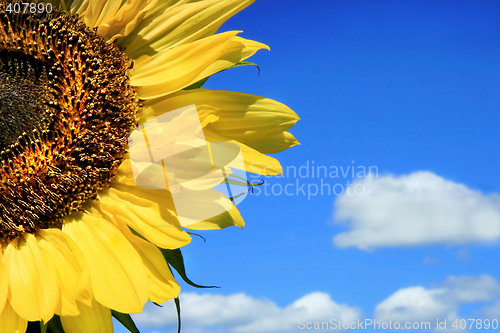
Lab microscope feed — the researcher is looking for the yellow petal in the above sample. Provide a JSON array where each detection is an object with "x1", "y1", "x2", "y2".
[
  {"x1": 97, "y1": 0, "x2": 160, "y2": 42},
  {"x1": 137, "y1": 90, "x2": 288, "y2": 175},
  {"x1": 73, "y1": 0, "x2": 89, "y2": 16},
  {"x1": 48, "y1": 0, "x2": 86, "y2": 14},
  {"x1": 246, "y1": 131, "x2": 300, "y2": 153},
  {"x1": 198, "y1": 35, "x2": 269, "y2": 80},
  {"x1": 130, "y1": 31, "x2": 269, "y2": 99},
  {"x1": 119, "y1": 0, "x2": 255, "y2": 58},
  {"x1": 205, "y1": 136, "x2": 283, "y2": 175},
  {"x1": 63, "y1": 211, "x2": 149, "y2": 313},
  {"x1": 98, "y1": 183, "x2": 192, "y2": 249},
  {"x1": 130, "y1": 31, "x2": 236, "y2": 85},
  {"x1": 81, "y1": 0, "x2": 122, "y2": 29},
  {"x1": 143, "y1": 89, "x2": 299, "y2": 143},
  {"x1": 203, "y1": 96, "x2": 299, "y2": 143},
  {"x1": 36, "y1": 229, "x2": 93, "y2": 316},
  {"x1": 139, "y1": 101, "x2": 219, "y2": 127},
  {"x1": 4, "y1": 235, "x2": 60, "y2": 322},
  {"x1": 0, "y1": 252, "x2": 8, "y2": 315},
  {"x1": 187, "y1": 204, "x2": 245, "y2": 230},
  {"x1": 0, "y1": 302, "x2": 27, "y2": 333},
  {"x1": 169, "y1": 186, "x2": 244, "y2": 229},
  {"x1": 111, "y1": 220, "x2": 181, "y2": 303},
  {"x1": 112, "y1": 160, "x2": 244, "y2": 230},
  {"x1": 135, "y1": 241, "x2": 181, "y2": 302},
  {"x1": 122, "y1": 0, "x2": 184, "y2": 28},
  {"x1": 61, "y1": 299, "x2": 113, "y2": 333}
]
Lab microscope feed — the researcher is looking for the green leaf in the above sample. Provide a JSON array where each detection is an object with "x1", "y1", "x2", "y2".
[
  {"x1": 174, "y1": 298, "x2": 181, "y2": 333},
  {"x1": 226, "y1": 61, "x2": 260, "y2": 75},
  {"x1": 46, "y1": 316, "x2": 65, "y2": 333},
  {"x1": 183, "y1": 77, "x2": 209, "y2": 90},
  {"x1": 159, "y1": 248, "x2": 218, "y2": 289},
  {"x1": 111, "y1": 310, "x2": 140, "y2": 333}
]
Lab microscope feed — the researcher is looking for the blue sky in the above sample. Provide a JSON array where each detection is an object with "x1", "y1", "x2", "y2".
[{"x1": 118, "y1": 1, "x2": 500, "y2": 332}]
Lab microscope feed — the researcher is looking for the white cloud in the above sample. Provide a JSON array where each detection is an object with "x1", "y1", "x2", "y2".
[
  {"x1": 442, "y1": 275, "x2": 500, "y2": 304},
  {"x1": 133, "y1": 292, "x2": 361, "y2": 333},
  {"x1": 131, "y1": 276, "x2": 500, "y2": 333},
  {"x1": 375, "y1": 286, "x2": 452, "y2": 323},
  {"x1": 333, "y1": 171, "x2": 500, "y2": 250},
  {"x1": 375, "y1": 275, "x2": 500, "y2": 331}
]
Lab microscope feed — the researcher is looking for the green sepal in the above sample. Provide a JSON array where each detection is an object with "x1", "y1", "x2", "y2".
[
  {"x1": 224, "y1": 173, "x2": 264, "y2": 188},
  {"x1": 174, "y1": 298, "x2": 181, "y2": 333},
  {"x1": 187, "y1": 232, "x2": 206, "y2": 242},
  {"x1": 221, "y1": 174, "x2": 265, "y2": 201},
  {"x1": 111, "y1": 310, "x2": 140, "y2": 333},
  {"x1": 44, "y1": 316, "x2": 65, "y2": 333},
  {"x1": 159, "y1": 248, "x2": 218, "y2": 289},
  {"x1": 183, "y1": 77, "x2": 209, "y2": 90},
  {"x1": 40, "y1": 322, "x2": 48, "y2": 333},
  {"x1": 226, "y1": 61, "x2": 260, "y2": 75},
  {"x1": 183, "y1": 61, "x2": 260, "y2": 91}
]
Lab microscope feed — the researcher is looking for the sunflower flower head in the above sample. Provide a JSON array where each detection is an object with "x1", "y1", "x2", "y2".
[
  {"x1": 0, "y1": 4, "x2": 139, "y2": 240},
  {"x1": 0, "y1": 0, "x2": 299, "y2": 332}
]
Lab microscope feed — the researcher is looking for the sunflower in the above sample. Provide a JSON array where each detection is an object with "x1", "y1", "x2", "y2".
[{"x1": 0, "y1": 0, "x2": 299, "y2": 332}]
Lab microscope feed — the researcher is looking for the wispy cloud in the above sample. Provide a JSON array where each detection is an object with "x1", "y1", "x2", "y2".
[
  {"x1": 333, "y1": 171, "x2": 500, "y2": 250},
  {"x1": 133, "y1": 292, "x2": 361, "y2": 333}
]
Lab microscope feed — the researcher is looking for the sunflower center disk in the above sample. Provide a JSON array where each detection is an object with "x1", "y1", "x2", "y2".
[
  {"x1": 0, "y1": 51, "x2": 56, "y2": 150},
  {"x1": 0, "y1": 3, "x2": 139, "y2": 240}
]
